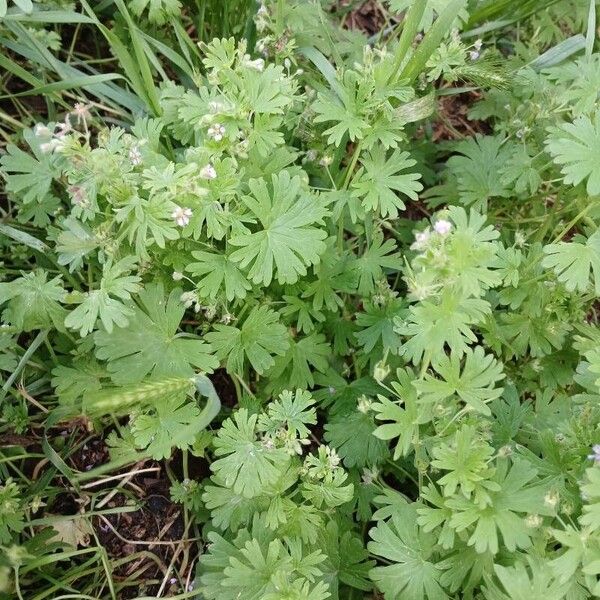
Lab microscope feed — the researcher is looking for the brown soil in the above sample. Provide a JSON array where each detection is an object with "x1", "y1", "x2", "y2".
[
  {"x1": 433, "y1": 89, "x2": 492, "y2": 141},
  {"x1": 338, "y1": 0, "x2": 387, "y2": 35}
]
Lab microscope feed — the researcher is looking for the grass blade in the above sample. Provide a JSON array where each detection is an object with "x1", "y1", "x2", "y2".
[{"x1": 401, "y1": 0, "x2": 466, "y2": 83}]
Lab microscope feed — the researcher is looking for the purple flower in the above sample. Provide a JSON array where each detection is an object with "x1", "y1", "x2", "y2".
[{"x1": 588, "y1": 444, "x2": 600, "y2": 464}]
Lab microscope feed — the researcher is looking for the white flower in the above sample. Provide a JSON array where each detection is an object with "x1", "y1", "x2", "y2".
[
  {"x1": 434, "y1": 219, "x2": 452, "y2": 236},
  {"x1": 319, "y1": 155, "x2": 332, "y2": 167},
  {"x1": 361, "y1": 467, "x2": 379, "y2": 485},
  {"x1": 242, "y1": 54, "x2": 265, "y2": 71},
  {"x1": 410, "y1": 227, "x2": 431, "y2": 250},
  {"x1": 40, "y1": 139, "x2": 64, "y2": 154},
  {"x1": 325, "y1": 446, "x2": 341, "y2": 468},
  {"x1": 373, "y1": 360, "x2": 390, "y2": 382},
  {"x1": 544, "y1": 490, "x2": 559, "y2": 509},
  {"x1": 33, "y1": 123, "x2": 51, "y2": 138},
  {"x1": 200, "y1": 163, "x2": 217, "y2": 180},
  {"x1": 129, "y1": 145, "x2": 142, "y2": 166},
  {"x1": 357, "y1": 395, "x2": 373, "y2": 414},
  {"x1": 180, "y1": 291, "x2": 198, "y2": 308},
  {"x1": 207, "y1": 123, "x2": 225, "y2": 142},
  {"x1": 220, "y1": 312, "x2": 234, "y2": 325},
  {"x1": 588, "y1": 444, "x2": 600, "y2": 463},
  {"x1": 474, "y1": 39, "x2": 483, "y2": 51},
  {"x1": 172, "y1": 206, "x2": 193, "y2": 227},
  {"x1": 55, "y1": 114, "x2": 72, "y2": 138},
  {"x1": 524, "y1": 514, "x2": 542, "y2": 528},
  {"x1": 469, "y1": 50, "x2": 480, "y2": 61},
  {"x1": 515, "y1": 230, "x2": 527, "y2": 247},
  {"x1": 172, "y1": 271, "x2": 184, "y2": 281},
  {"x1": 72, "y1": 102, "x2": 91, "y2": 124}
]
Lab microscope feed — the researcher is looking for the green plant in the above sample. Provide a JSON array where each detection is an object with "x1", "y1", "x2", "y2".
[{"x1": 1, "y1": 0, "x2": 600, "y2": 598}]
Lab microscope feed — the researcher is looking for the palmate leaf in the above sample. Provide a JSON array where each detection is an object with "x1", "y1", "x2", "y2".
[
  {"x1": 368, "y1": 503, "x2": 449, "y2": 600},
  {"x1": 542, "y1": 231, "x2": 600, "y2": 295},
  {"x1": 482, "y1": 558, "x2": 571, "y2": 600},
  {"x1": 355, "y1": 297, "x2": 405, "y2": 354},
  {"x1": 580, "y1": 467, "x2": 600, "y2": 532},
  {"x1": 353, "y1": 232, "x2": 403, "y2": 296},
  {"x1": 313, "y1": 70, "x2": 371, "y2": 146},
  {"x1": 65, "y1": 257, "x2": 142, "y2": 337},
  {"x1": 446, "y1": 135, "x2": 511, "y2": 210},
  {"x1": 351, "y1": 147, "x2": 423, "y2": 218},
  {"x1": 0, "y1": 127, "x2": 55, "y2": 204},
  {"x1": 414, "y1": 346, "x2": 505, "y2": 415},
  {"x1": 324, "y1": 410, "x2": 389, "y2": 468},
  {"x1": 94, "y1": 283, "x2": 218, "y2": 384},
  {"x1": 132, "y1": 395, "x2": 199, "y2": 460},
  {"x1": 187, "y1": 250, "x2": 251, "y2": 301},
  {"x1": 258, "y1": 389, "x2": 317, "y2": 439},
  {"x1": 211, "y1": 409, "x2": 290, "y2": 499},
  {"x1": 396, "y1": 293, "x2": 491, "y2": 367},
  {"x1": 447, "y1": 459, "x2": 552, "y2": 555},
  {"x1": 206, "y1": 305, "x2": 289, "y2": 375},
  {"x1": 199, "y1": 518, "x2": 327, "y2": 600},
  {"x1": 229, "y1": 171, "x2": 328, "y2": 286},
  {"x1": 0, "y1": 270, "x2": 67, "y2": 331},
  {"x1": 545, "y1": 110, "x2": 600, "y2": 196},
  {"x1": 265, "y1": 333, "x2": 330, "y2": 392}
]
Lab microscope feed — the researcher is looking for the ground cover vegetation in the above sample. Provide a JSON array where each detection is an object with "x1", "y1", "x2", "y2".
[{"x1": 0, "y1": 0, "x2": 600, "y2": 598}]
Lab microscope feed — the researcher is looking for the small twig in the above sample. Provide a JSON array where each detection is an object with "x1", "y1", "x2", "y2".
[
  {"x1": 81, "y1": 467, "x2": 160, "y2": 489},
  {"x1": 18, "y1": 385, "x2": 49, "y2": 414},
  {"x1": 97, "y1": 515, "x2": 200, "y2": 547}
]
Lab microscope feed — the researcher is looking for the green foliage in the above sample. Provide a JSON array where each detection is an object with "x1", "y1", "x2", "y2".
[{"x1": 1, "y1": 1, "x2": 600, "y2": 598}]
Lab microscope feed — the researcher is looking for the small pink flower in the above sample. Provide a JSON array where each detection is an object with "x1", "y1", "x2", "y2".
[
  {"x1": 72, "y1": 102, "x2": 92, "y2": 124},
  {"x1": 200, "y1": 163, "x2": 217, "y2": 179},
  {"x1": 172, "y1": 206, "x2": 193, "y2": 227},
  {"x1": 434, "y1": 219, "x2": 452, "y2": 236}
]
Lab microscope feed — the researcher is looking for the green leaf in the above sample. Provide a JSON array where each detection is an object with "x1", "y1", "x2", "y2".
[
  {"x1": 266, "y1": 333, "x2": 330, "y2": 391},
  {"x1": 56, "y1": 218, "x2": 101, "y2": 272},
  {"x1": 482, "y1": 558, "x2": 571, "y2": 600},
  {"x1": 229, "y1": 171, "x2": 328, "y2": 285},
  {"x1": 580, "y1": 467, "x2": 600, "y2": 532},
  {"x1": 351, "y1": 147, "x2": 422, "y2": 218},
  {"x1": 545, "y1": 110, "x2": 600, "y2": 195},
  {"x1": 396, "y1": 293, "x2": 490, "y2": 367},
  {"x1": 313, "y1": 70, "x2": 371, "y2": 146},
  {"x1": 369, "y1": 503, "x2": 449, "y2": 600},
  {"x1": 94, "y1": 283, "x2": 217, "y2": 384},
  {"x1": 187, "y1": 250, "x2": 252, "y2": 301},
  {"x1": 0, "y1": 270, "x2": 66, "y2": 331},
  {"x1": 542, "y1": 231, "x2": 600, "y2": 295},
  {"x1": 353, "y1": 231, "x2": 403, "y2": 296},
  {"x1": 206, "y1": 305, "x2": 289, "y2": 375},
  {"x1": 324, "y1": 409, "x2": 389, "y2": 468},
  {"x1": 445, "y1": 135, "x2": 511, "y2": 210},
  {"x1": 211, "y1": 409, "x2": 290, "y2": 498},
  {"x1": 447, "y1": 459, "x2": 551, "y2": 554},
  {"x1": 372, "y1": 369, "x2": 420, "y2": 460},
  {"x1": 258, "y1": 389, "x2": 317, "y2": 439},
  {"x1": 131, "y1": 395, "x2": 199, "y2": 459},
  {"x1": 414, "y1": 346, "x2": 505, "y2": 415},
  {"x1": 0, "y1": 127, "x2": 55, "y2": 204},
  {"x1": 65, "y1": 257, "x2": 141, "y2": 337}
]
